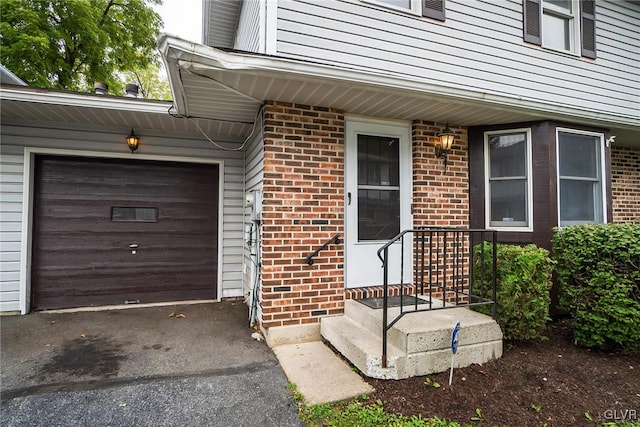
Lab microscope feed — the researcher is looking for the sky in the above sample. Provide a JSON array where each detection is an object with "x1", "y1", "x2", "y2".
[{"x1": 155, "y1": 0, "x2": 203, "y2": 44}]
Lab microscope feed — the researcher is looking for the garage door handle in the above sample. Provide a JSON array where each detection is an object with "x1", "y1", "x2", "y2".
[{"x1": 129, "y1": 244, "x2": 139, "y2": 249}]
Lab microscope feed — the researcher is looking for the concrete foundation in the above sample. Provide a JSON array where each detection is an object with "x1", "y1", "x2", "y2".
[{"x1": 263, "y1": 323, "x2": 321, "y2": 347}]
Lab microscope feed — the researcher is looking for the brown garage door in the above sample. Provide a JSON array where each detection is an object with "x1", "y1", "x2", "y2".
[{"x1": 31, "y1": 155, "x2": 219, "y2": 310}]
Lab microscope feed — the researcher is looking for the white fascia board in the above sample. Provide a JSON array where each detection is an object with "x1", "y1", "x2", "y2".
[
  {"x1": 158, "y1": 35, "x2": 192, "y2": 117},
  {"x1": 157, "y1": 34, "x2": 640, "y2": 129},
  {"x1": 0, "y1": 87, "x2": 172, "y2": 114}
]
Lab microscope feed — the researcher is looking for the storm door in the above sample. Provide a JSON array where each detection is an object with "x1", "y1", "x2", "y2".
[{"x1": 345, "y1": 120, "x2": 412, "y2": 288}]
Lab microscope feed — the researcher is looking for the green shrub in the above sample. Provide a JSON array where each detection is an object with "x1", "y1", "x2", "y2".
[
  {"x1": 473, "y1": 243, "x2": 553, "y2": 341},
  {"x1": 552, "y1": 223, "x2": 640, "y2": 350}
]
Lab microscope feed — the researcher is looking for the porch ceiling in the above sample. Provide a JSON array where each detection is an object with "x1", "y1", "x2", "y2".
[{"x1": 160, "y1": 35, "x2": 640, "y2": 147}]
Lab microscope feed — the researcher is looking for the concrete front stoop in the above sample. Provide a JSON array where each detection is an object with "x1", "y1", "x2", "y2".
[{"x1": 320, "y1": 299, "x2": 503, "y2": 380}]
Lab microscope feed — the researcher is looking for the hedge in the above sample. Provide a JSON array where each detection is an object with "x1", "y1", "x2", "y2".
[
  {"x1": 473, "y1": 243, "x2": 553, "y2": 342},
  {"x1": 552, "y1": 223, "x2": 640, "y2": 350}
]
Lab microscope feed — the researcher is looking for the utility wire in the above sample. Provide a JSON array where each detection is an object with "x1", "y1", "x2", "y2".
[{"x1": 167, "y1": 104, "x2": 265, "y2": 151}]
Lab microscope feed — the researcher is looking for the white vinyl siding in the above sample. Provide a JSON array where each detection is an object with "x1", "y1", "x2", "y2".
[
  {"x1": 0, "y1": 145, "x2": 24, "y2": 311},
  {"x1": 203, "y1": 0, "x2": 240, "y2": 48},
  {"x1": 272, "y1": 0, "x2": 639, "y2": 122},
  {"x1": 243, "y1": 125, "x2": 264, "y2": 323},
  {"x1": 0, "y1": 124, "x2": 245, "y2": 312},
  {"x1": 235, "y1": 0, "x2": 264, "y2": 52}
]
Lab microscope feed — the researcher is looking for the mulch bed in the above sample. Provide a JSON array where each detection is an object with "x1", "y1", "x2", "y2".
[{"x1": 365, "y1": 318, "x2": 640, "y2": 426}]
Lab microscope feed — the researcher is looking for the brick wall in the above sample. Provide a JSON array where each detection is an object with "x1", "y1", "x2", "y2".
[
  {"x1": 611, "y1": 146, "x2": 640, "y2": 224},
  {"x1": 260, "y1": 102, "x2": 345, "y2": 329},
  {"x1": 412, "y1": 121, "x2": 469, "y2": 228},
  {"x1": 412, "y1": 121, "x2": 470, "y2": 302},
  {"x1": 259, "y1": 112, "x2": 473, "y2": 328}
]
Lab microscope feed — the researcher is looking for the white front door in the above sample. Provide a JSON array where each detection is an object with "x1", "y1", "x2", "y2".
[{"x1": 345, "y1": 119, "x2": 412, "y2": 288}]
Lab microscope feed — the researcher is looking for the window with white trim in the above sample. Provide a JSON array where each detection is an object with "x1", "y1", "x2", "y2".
[
  {"x1": 557, "y1": 129, "x2": 606, "y2": 226},
  {"x1": 542, "y1": 0, "x2": 578, "y2": 53},
  {"x1": 523, "y1": 0, "x2": 596, "y2": 58},
  {"x1": 365, "y1": 0, "x2": 446, "y2": 20},
  {"x1": 484, "y1": 129, "x2": 532, "y2": 230}
]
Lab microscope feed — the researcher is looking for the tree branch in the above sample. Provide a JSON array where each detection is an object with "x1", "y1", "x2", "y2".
[
  {"x1": 131, "y1": 70, "x2": 148, "y2": 98},
  {"x1": 46, "y1": 12, "x2": 61, "y2": 25},
  {"x1": 100, "y1": 0, "x2": 121, "y2": 25}
]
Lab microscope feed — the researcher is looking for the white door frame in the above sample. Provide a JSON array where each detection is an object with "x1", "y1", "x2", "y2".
[{"x1": 344, "y1": 117, "x2": 413, "y2": 288}]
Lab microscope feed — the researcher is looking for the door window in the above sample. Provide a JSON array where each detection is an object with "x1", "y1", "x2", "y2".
[{"x1": 357, "y1": 134, "x2": 400, "y2": 241}]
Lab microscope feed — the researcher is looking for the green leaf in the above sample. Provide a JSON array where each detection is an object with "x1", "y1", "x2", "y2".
[
  {"x1": 472, "y1": 242, "x2": 553, "y2": 342},
  {"x1": 0, "y1": 0, "x2": 164, "y2": 95},
  {"x1": 553, "y1": 224, "x2": 640, "y2": 350}
]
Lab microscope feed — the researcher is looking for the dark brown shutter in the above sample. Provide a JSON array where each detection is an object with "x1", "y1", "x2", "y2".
[
  {"x1": 423, "y1": 0, "x2": 445, "y2": 21},
  {"x1": 581, "y1": 0, "x2": 596, "y2": 59},
  {"x1": 523, "y1": 0, "x2": 542, "y2": 45}
]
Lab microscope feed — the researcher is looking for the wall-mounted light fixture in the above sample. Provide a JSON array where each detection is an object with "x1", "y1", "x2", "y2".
[
  {"x1": 435, "y1": 123, "x2": 455, "y2": 168},
  {"x1": 126, "y1": 128, "x2": 139, "y2": 153}
]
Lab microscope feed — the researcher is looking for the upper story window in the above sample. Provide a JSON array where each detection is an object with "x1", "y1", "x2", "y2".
[
  {"x1": 556, "y1": 129, "x2": 606, "y2": 226},
  {"x1": 523, "y1": 0, "x2": 596, "y2": 58},
  {"x1": 365, "y1": 0, "x2": 446, "y2": 21},
  {"x1": 484, "y1": 129, "x2": 533, "y2": 231},
  {"x1": 542, "y1": 1, "x2": 577, "y2": 52},
  {"x1": 377, "y1": 0, "x2": 412, "y2": 9}
]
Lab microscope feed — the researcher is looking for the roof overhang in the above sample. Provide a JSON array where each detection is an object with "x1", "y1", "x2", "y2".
[
  {"x1": 0, "y1": 85, "x2": 246, "y2": 141},
  {"x1": 159, "y1": 34, "x2": 639, "y2": 147},
  {"x1": 0, "y1": 65, "x2": 27, "y2": 86},
  {"x1": 1, "y1": 85, "x2": 171, "y2": 113}
]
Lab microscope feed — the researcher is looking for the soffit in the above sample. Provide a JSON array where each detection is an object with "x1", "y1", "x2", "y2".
[
  {"x1": 0, "y1": 86, "x2": 251, "y2": 142},
  {"x1": 203, "y1": 0, "x2": 241, "y2": 49},
  {"x1": 179, "y1": 65, "x2": 540, "y2": 126},
  {"x1": 176, "y1": 65, "x2": 640, "y2": 147},
  {"x1": 160, "y1": 35, "x2": 639, "y2": 147}
]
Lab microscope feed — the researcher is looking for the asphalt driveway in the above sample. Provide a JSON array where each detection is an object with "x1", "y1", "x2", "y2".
[{"x1": 0, "y1": 301, "x2": 303, "y2": 427}]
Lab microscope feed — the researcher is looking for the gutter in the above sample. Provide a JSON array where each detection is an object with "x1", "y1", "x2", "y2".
[{"x1": 0, "y1": 86, "x2": 172, "y2": 115}]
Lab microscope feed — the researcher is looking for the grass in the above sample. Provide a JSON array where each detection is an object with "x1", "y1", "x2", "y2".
[
  {"x1": 288, "y1": 383, "x2": 640, "y2": 427},
  {"x1": 288, "y1": 383, "x2": 465, "y2": 427}
]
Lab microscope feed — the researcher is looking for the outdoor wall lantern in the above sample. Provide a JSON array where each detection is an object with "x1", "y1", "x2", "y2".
[
  {"x1": 126, "y1": 128, "x2": 139, "y2": 153},
  {"x1": 435, "y1": 123, "x2": 455, "y2": 168}
]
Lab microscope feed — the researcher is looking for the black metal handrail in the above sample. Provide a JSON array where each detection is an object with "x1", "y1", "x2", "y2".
[
  {"x1": 305, "y1": 233, "x2": 341, "y2": 266},
  {"x1": 376, "y1": 227, "x2": 497, "y2": 368}
]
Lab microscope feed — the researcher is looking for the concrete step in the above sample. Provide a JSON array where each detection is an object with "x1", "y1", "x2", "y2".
[
  {"x1": 392, "y1": 308, "x2": 503, "y2": 378},
  {"x1": 344, "y1": 299, "x2": 499, "y2": 354},
  {"x1": 322, "y1": 301, "x2": 503, "y2": 379},
  {"x1": 392, "y1": 306, "x2": 503, "y2": 354},
  {"x1": 320, "y1": 315, "x2": 403, "y2": 379},
  {"x1": 344, "y1": 297, "x2": 435, "y2": 336}
]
